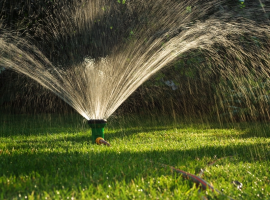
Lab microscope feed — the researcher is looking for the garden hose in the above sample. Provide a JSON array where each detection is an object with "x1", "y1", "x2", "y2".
[
  {"x1": 198, "y1": 156, "x2": 234, "y2": 177},
  {"x1": 151, "y1": 156, "x2": 236, "y2": 200},
  {"x1": 96, "y1": 137, "x2": 111, "y2": 146},
  {"x1": 155, "y1": 162, "x2": 220, "y2": 192}
]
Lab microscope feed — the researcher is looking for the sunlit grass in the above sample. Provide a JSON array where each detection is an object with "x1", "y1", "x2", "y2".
[{"x1": 0, "y1": 113, "x2": 270, "y2": 199}]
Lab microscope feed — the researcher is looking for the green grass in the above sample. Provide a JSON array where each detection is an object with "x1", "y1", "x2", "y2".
[{"x1": 0, "y1": 113, "x2": 270, "y2": 199}]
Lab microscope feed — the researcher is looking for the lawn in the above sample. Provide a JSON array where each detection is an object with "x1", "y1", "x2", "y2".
[{"x1": 0, "y1": 113, "x2": 270, "y2": 199}]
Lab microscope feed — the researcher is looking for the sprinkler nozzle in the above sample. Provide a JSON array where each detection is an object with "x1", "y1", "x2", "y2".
[{"x1": 96, "y1": 137, "x2": 111, "y2": 146}]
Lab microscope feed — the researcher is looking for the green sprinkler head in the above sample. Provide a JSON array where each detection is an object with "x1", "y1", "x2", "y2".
[{"x1": 88, "y1": 119, "x2": 110, "y2": 145}]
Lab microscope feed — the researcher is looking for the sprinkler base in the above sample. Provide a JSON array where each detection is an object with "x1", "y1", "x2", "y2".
[{"x1": 88, "y1": 119, "x2": 107, "y2": 144}]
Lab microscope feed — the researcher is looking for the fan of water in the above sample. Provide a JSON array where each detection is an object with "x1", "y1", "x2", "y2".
[{"x1": 0, "y1": 0, "x2": 269, "y2": 120}]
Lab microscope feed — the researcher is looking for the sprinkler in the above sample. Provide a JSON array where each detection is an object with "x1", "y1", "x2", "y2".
[{"x1": 88, "y1": 119, "x2": 110, "y2": 146}]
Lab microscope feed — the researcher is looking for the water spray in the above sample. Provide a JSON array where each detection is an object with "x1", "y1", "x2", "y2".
[{"x1": 88, "y1": 119, "x2": 110, "y2": 146}]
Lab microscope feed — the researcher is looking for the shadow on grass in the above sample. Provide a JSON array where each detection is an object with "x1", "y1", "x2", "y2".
[
  {"x1": 1, "y1": 141, "x2": 269, "y2": 183},
  {"x1": 0, "y1": 113, "x2": 85, "y2": 136},
  {"x1": 0, "y1": 113, "x2": 174, "y2": 137},
  {"x1": 1, "y1": 127, "x2": 174, "y2": 152},
  {"x1": 2, "y1": 111, "x2": 270, "y2": 139}
]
